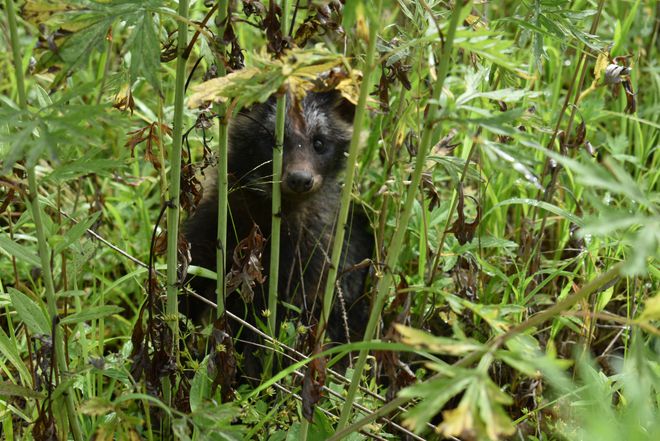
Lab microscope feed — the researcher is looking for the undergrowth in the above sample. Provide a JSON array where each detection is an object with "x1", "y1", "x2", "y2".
[{"x1": 1, "y1": 1, "x2": 659, "y2": 440}]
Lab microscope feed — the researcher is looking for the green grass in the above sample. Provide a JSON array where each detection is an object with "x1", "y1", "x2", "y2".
[{"x1": 1, "y1": 1, "x2": 659, "y2": 440}]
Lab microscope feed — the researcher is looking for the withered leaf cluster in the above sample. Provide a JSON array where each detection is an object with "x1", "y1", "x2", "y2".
[
  {"x1": 129, "y1": 304, "x2": 177, "y2": 398},
  {"x1": 208, "y1": 318, "x2": 237, "y2": 403},
  {"x1": 294, "y1": 1, "x2": 344, "y2": 47},
  {"x1": 125, "y1": 123, "x2": 173, "y2": 172},
  {"x1": 302, "y1": 345, "x2": 326, "y2": 423},
  {"x1": 377, "y1": 277, "x2": 416, "y2": 401},
  {"x1": 449, "y1": 184, "x2": 481, "y2": 246},
  {"x1": 377, "y1": 39, "x2": 412, "y2": 111},
  {"x1": 226, "y1": 223, "x2": 267, "y2": 303}
]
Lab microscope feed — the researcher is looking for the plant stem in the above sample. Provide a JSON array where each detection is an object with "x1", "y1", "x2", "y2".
[
  {"x1": 4, "y1": 1, "x2": 84, "y2": 439},
  {"x1": 215, "y1": 3, "x2": 229, "y2": 318},
  {"x1": 266, "y1": 0, "x2": 289, "y2": 355},
  {"x1": 6, "y1": 3, "x2": 26, "y2": 109},
  {"x1": 165, "y1": 0, "x2": 189, "y2": 392},
  {"x1": 336, "y1": 1, "x2": 465, "y2": 429},
  {"x1": 267, "y1": 100, "x2": 285, "y2": 326}
]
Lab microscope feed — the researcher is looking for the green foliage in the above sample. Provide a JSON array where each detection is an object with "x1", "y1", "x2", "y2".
[{"x1": 1, "y1": 0, "x2": 658, "y2": 440}]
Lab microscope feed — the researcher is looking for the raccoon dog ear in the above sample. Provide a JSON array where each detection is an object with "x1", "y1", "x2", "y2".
[{"x1": 329, "y1": 90, "x2": 356, "y2": 124}]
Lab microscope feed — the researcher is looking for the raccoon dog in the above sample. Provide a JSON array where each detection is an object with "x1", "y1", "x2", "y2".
[{"x1": 183, "y1": 91, "x2": 373, "y2": 378}]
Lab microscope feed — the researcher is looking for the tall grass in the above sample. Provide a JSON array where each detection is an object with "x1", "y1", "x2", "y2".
[
  {"x1": 337, "y1": 0, "x2": 464, "y2": 429},
  {"x1": 4, "y1": 0, "x2": 83, "y2": 439},
  {"x1": 0, "y1": 1, "x2": 658, "y2": 440},
  {"x1": 214, "y1": 3, "x2": 229, "y2": 319},
  {"x1": 165, "y1": 0, "x2": 190, "y2": 380}
]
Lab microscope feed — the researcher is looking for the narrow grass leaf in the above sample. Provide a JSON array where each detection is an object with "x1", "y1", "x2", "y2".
[
  {"x1": 486, "y1": 198, "x2": 584, "y2": 227},
  {"x1": 0, "y1": 382, "x2": 44, "y2": 399},
  {"x1": 0, "y1": 236, "x2": 40, "y2": 267},
  {"x1": 8, "y1": 288, "x2": 50, "y2": 335},
  {"x1": 0, "y1": 328, "x2": 32, "y2": 384},
  {"x1": 53, "y1": 212, "x2": 101, "y2": 254},
  {"x1": 59, "y1": 305, "x2": 124, "y2": 326}
]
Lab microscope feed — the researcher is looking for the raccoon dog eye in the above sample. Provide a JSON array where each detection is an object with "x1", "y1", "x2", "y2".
[{"x1": 313, "y1": 138, "x2": 326, "y2": 154}]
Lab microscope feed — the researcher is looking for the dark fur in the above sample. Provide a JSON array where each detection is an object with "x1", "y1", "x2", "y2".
[{"x1": 183, "y1": 92, "x2": 373, "y2": 377}]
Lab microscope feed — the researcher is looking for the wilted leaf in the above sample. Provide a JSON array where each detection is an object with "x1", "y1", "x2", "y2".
[
  {"x1": 79, "y1": 397, "x2": 115, "y2": 416},
  {"x1": 395, "y1": 324, "x2": 483, "y2": 355},
  {"x1": 125, "y1": 122, "x2": 172, "y2": 171},
  {"x1": 208, "y1": 318, "x2": 236, "y2": 403},
  {"x1": 113, "y1": 85, "x2": 135, "y2": 114},
  {"x1": 180, "y1": 162, "x2": 203, "y2": 213},
  {"x1": 302, "y1": 352, "x2": 326, "y2": 422},
  {"x1": 189, "y1": 46, "x2": 344, "y2": 109},
  {"x1": 294, "y1": 1, "x2": 344, "y2": 47},
  {"x1": 226, "y1": 224, "x2": 266, "y2": 302},
  {"x1": 33, "y1": 405, "x2": 57, "y2": 441},
  {"x1": 263, "y1": 0, "x2": 288, "y2": 56},
  {"x1": 449, "y1": 184, "x2": 481, "y2": 245},
  {"x1": 438, "y1": 374, "x2": 515, "y2": 441},
  {"x1": 438, "y1": 401, "x2": 475, "y2": 440}
]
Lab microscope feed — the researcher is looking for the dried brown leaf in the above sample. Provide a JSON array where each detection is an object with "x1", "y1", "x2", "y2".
[
  {"x1": 449, "y1": 185, "x2": 480, "y2": 245},
  {"x1": 226, "y1": 224, "x2": 266, "y2": 302},
  {"x1": 302, "y1": 351, "x2": 326, "y2": 422}
]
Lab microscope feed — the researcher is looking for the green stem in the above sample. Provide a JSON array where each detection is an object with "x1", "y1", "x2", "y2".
[
  {"x1": 266, "y1": 0, "x2": 290, "y2": 359},
  {"x1": 6, "y1": 3, "x2": 26, "y2": 109},
  {"x1": 335, "y1": 1, "x2": 465, "y2": 430},
  {"x1": 215, "y1": 3, "x2": 229, "y2": 318},
  {"x1": 165, "y1": 0, "x2": 189, "y2": 395},
  {"x1": 268, "y1": 96, "x2": 285, "y2": 333},
  {"x1": 95, "y1": 36, "x2": 113, "y2": 106},
  {"x1": 5, "y1": 1, "x2": 84, "y2": 439}
]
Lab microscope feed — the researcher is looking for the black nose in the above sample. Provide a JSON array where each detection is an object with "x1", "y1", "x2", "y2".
[{"x1": 286, "y1": 171, "x2": 314, "y2": 193}]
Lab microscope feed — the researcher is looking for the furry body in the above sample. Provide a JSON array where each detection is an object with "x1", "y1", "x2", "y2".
[{"x1": 183, "y1": 92, "x2": 372, "y2": 376}]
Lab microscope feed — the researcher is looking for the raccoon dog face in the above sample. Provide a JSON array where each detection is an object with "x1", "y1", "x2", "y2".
[{"x1": 228, "y1": 91, "x2": 355, "y2": 199}]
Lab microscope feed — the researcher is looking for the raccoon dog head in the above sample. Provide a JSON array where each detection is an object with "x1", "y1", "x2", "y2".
[{"x1": 228, "y1": 91, "x2": 355, "y2": 199}]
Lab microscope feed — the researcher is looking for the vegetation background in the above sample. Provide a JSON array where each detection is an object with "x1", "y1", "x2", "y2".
[{"x1": 1, "y1": 0, "x2": 659, "y2": 440}]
